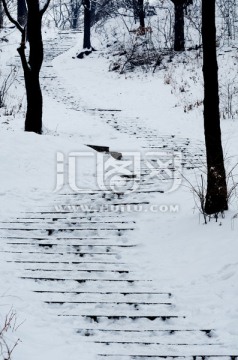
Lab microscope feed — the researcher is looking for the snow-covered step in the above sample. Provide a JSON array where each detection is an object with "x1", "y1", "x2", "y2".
[
  {"x1": 0, "y1": 251, "x2": 122, "y2": 262},
  {"x1": 4, "y1": 242, "x2": 135, "y2": 251},
  {"x1": 20, "y1": 276, "x2": 153, "y2": 285},
  {"x1": 0, "y1": 219, "x2": 136, "y2": 225},
  {"x1": 87, "y1": 341, "x2": 222, "y2": 349},
  {"x1": 0, "y1": 229, "x2": 133, "y2": 238},
  {"x1": 22, "y1": 265, "x2": 132, "y2": 272},
  {"x1": 29, "y1": 280, "x2": 166, "y2": 292},
  {"x1": 57, "y1": 314, "x2": 186, "y2": 323},
  {"x1": 13, "y1": 213, "x2": 133, "y2": 220},
  {"x1": 88, "y1": 342, "x2": 231, "y2": 357},
  {"x1": 0, "y1": 223, "x2": 135, "y2": 230},
  {"x1": 76, "y1": 328, "x2": 214, "y2": 342},
  {"x1": 45, "y1": 302, "x2": 174, "y2": 314},
  {"x1": 74, "y1": 323, "x2": 208, "y2": 332},
  {"x1": 11, "y1": 264, "x2": 132, "y2": 274},
  {"x1": 46, "y1": 300, "x2": 172, "y2": 310},
  {"x1": 19, "y1": 276, "x2": 157, "y2": 291},
  {"x1": 2, "y1": 244, "x2": 132, "y2": 257},
  {"x1": 39, "y1": 200, "x2": 150, "y2": 208},
  {"x1": 3, "y1": 238, "x2": 133, "y2": 246},
  {"x1": 33, "y1": 291, "x2": 172, "y2": 303},
  {"x1": 21, "y1": 270, "x2": 137, "y2": 281},
  {"x1": 97, "y1": 356, "x2": 236, "y2": 360}
]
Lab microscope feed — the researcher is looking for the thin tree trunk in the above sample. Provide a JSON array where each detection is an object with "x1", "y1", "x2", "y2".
[
  {"x1": 132, "y1": 0, "x2": 137, "y2": 24},
  {"x1": 83, "y1": 0, "x2": 91, "y2": 49},
  {"x1": 138, "y1": 0, "x2": 145, "y2": 28},
  {"x1": 202, "y1": 0, "x2": 228, "y2": 214},
  {"x1": 24, "y1": 0, "x2": 43, "y2": 133},
  {"x1": 24, "y1": 70, "x2": 42, "y2": 133},
  {"x1": 17, "y1": 0, "x2": 27, "y2": 27},
  {"x1": 91, "y1": 0, "x2": 96, "y2": 26},
  {"x1": 2, "y1": 0, "x2": 50, "y2": 134},
  {"x1": 174, "y1": 1, "x2": 185, "y2": 51},
  {"x1": 71, "y1": 0, "x2": 81, "y2": 29},
  {"x1": 0, "y1": 1, "x2": 3, "y2": 28}
]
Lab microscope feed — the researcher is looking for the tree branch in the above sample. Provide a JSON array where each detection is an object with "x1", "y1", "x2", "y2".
[
  {"x1": 1, "y1": 0, "x2": 24, "y2": 33},
  {"x1": 40, "y1": 0, "x2": 51, "y2": 15},
  {"x1": 17, "y1": 28, "x2": 30, "y2": 73}
]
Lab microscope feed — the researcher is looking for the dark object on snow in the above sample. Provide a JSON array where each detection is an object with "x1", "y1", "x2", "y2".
[
  {"x1": 77, "y1": 51, "x2": 86, "y2": 59},
  {"x1": 86, "y1": 145, "x2": 122, "y2": 160},
  {"x1": 120, "y1": 174, "x2": 137, "y2": 179},
  {"x1": 110, "y1": 152, "x2": 123, "y2": 160},
  {"x1": 187, "y1": 44, "x2": 202, "y2": 51},
  {"x1": 77, "y1": 49, "x2": 92, "y2": 58},
  {"x1": 86, "y1": 145, "x2": 110, "y2": 153},
  {"x1": 76, "y1": 47, "x2": 96, "y2": 59},
  {"x1": 0, "y1": 37, "x2": 9, "y2": 42}
]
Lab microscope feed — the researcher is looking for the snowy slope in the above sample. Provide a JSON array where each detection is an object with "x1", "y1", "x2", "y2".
[{"x1": 0, "y1": 11, "x2": 238, "y2": 360}]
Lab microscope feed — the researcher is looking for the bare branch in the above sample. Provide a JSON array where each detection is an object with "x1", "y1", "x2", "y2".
[
  {"x1": 1, "y1": 0, "x2": 24, "y2": 33},
  {"x1": 40, "y1": 0, "x2": 51, "y2": 15},
  {"x1": 17, "y1": 44, "x2": 30, "y2": 73}
]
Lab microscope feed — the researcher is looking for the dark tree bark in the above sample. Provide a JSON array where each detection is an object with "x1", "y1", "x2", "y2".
[
  {"x1": 17, "y1": 0, "x2": 27, "y2": 27},
  {"x1": 132, "y1": 0, "x2": 145, "y2": 28},
  {"x1": 132, "y1": 0, "x2": 137, "y2": 23},
  {"x1": 90, "y1": 0, "x2": 96, "y2": 25},
  {"x1": 2, "y1": 0, "x2": 51, "y2": 134},
  {"x1": 202, "y1": 0, "x2": 228, "y2": 214},
  {"x1": 171, "y1": 0, "x2": 192, "y2": 51},
  {"x1": 23, "y1": 0, "x2": 44, "y2": 133},
  {"x1": 0, "y1": 0, "x2": 3, "y2": 28},
  {"x1": 174, "y1": 0, "x2": 184, "y2": 51},
  {"x1": 70, "y1": 0, "x2": 81, "y2": 29},
  {"x1": 138, "y1": 0, "x2": 145, "y2": 28},
  {"x1": 83, "y1": 0, "x2": 91, "y2": 49}
]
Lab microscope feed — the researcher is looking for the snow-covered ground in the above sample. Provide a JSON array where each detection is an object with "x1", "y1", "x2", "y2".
[{"x1": 1, "y1": 11, "x2": 238, "y2": 359}]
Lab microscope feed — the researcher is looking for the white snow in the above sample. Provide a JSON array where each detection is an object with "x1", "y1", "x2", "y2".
[{"x1": 1, "y1": 7, "x2": 238, "y2": 359}]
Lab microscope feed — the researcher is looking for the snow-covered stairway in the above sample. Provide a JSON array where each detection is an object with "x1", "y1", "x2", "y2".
[
  {"x1": 0, "y1": 185, "x2": 236, "y2": 359},
  {"x1": 2, "y1": 31, "x2": 237, "y2": 360},
  {"x1": 0, "y1": 191, "x2": 227, "y2": 359}
]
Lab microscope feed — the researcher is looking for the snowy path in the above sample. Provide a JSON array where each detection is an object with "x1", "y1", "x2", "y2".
[{"x1": 1, "y1": 31, "x2": 237, "y2": 359}]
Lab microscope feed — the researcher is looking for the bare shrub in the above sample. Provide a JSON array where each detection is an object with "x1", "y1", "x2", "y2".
[
  {"x1": 0, "y1": 66, "x2": 17, "y2": 109},
  {"x1": 0, "y1": 309, "x2": 20, "y2": 360},
  {"x1": 183, "y1": 161, "x2": 238, "y2": 224}
]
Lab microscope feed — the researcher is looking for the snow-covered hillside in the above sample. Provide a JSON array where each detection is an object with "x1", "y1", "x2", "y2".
[{"x1": 1, "y1": 3, "x2": 238, "y2": 359}]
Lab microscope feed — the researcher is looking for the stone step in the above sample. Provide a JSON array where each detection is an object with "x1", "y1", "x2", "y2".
[{"x1": 97, "y1": 355, "x2": 237, "y2": 360}]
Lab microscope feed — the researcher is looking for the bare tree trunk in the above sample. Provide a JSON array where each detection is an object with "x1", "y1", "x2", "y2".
[
  {"x1": 2, "y1": 0, "x2": 50, "y2": 134},
  {"x1": 90, "y1": 0, "x2": 96, "y2": 25},
  {"x1": 171, "y1": 0, "x2": 192, "y2": 51},
  {"x1": 0, "y1": 0, "x2": 3, "y2": 28},
  {"x1": 17, "y1": 0, "x2": 27, "y2": 27},
  {"x1": 171, "y1": 0, "x2": 186, "y2": 51},
  {"x1": 70, "y1": 0, "x2": 81, "y2": 29},
  {"x1": 132, "y1": 0, "x2": 145, "y2": 27},
  {"x1": 132, "y1": 0, "x2": 137, "y2": 23},
  {"x1": 202, "y1": 0, "x2": 228, "y2": 214},
  {"x1": 22, "y1": 63, "x2": 43, "y2": 133},
  {"x1": 174, "y1": 1, "x2": 184, "y2": 51},
  {"x1": 138, "y1": 0, "x2": 145, "y2": 28},
  {"x1": 23, "y1": 0, "x2": 44, "y2": 133},
  {"x1": 83, "y1": 0, "x2": 91, "y2": 49}
]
